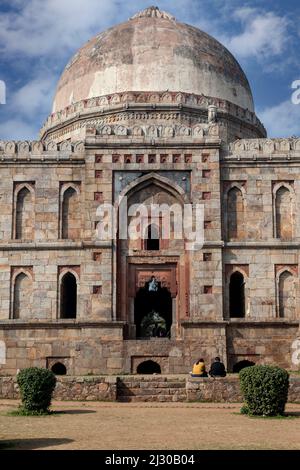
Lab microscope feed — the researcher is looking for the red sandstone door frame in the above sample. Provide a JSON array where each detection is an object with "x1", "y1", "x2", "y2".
[{"x1": 126, "y1": 262, "x2": 180, "y2": 338}]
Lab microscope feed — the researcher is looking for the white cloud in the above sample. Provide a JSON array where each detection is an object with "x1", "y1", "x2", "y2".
[
  {"x1": 0, "y1": 118, "x2": 38, "y2": 140},
  {"x1": 0, "y1": 0, "x2": 126, "y2": 58},
  {"x1": 258, "y1": 100, "x2": 300, "y2": 138},
  {"x1": 12, "y1": 75, "x2": 55, "y2": 117},
  {"x1": 0, "y1": 1, "x2": 296, "y2": 141},
  {"x1": 0, "y1": 73, "x2": 56, "y2": 139},
  {"x1": 222, "y1": 8, "x2": 289, "y2": 59}
]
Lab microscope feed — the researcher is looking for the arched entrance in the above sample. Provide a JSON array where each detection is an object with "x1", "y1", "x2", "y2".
[
  {"x1": 229, "y1": 271, "x2": 245, "y2": 318},
  {"x1": 51, "y1": 362, "x2": 67, "y2": 375},
  {"x1": 60, "y1": 272, "x2": 77, "y2": 319},
  {"x1": 232, "y1": 360, "x2": 255, "y2": 373},
  {"x1": 134, "y1": 279, "x2": 172, "y2": 338},
  {"x1": 116, "y1": 173, "x2": 190, "y2": 338},
  {"x1": 137, "y1": 360, "x2": 161, "y2": 374}
]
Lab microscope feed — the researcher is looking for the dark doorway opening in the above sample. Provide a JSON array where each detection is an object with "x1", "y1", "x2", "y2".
[
  {"x1": 51, "y1": 362, "x2": 67, "y2": 375},
  {"x1": 134, "y1": 281, "x2": 172, "y2": 338},
  {"x1": 229, "y1": 271, "x2": 245, "y2": 318},
  {"x1": 145, "y1": 224, "x2": 159, "y2": 251},
  {"x1": 232, "y1": 360, "x2": 255, "y2": 373},
  {"x1": 137, "y1": 360, "x2": 161, "y2": 374},
  {"x1": 60, "y1": 272, "x2": 77, "y2": 319}
]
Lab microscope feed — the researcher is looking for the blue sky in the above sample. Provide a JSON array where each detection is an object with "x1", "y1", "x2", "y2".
[{"x1": 0, "y1": 0, "x2": 299, "y2": 140}]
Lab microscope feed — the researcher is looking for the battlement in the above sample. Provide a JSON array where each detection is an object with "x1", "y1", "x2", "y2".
[
  {"x1": 0, "y1": 140, "x2": 85, "y2": 161},
  {"x1": 229, "y1": 138, "x2": 300, "y2": 156}
]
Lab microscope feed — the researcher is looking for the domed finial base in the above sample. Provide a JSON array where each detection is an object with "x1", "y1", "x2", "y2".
[{"x1": 130, "y1": 6, "x2": 176, "y2": 21}]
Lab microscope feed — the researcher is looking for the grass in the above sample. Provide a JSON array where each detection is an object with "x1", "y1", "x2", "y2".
[
  {"x1": 7, "y1": 407, "x2": 53, "y2": 417},
  {"x1": 246, "y1": 414, "x2": 299, "y2": 420},
  {"x1": 234, "y1": 408, "x2": 300, "y2": 420}
]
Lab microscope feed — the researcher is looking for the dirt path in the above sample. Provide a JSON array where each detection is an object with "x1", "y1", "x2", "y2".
[{"x1": 0, "y1": 400, "x2": 299, "y2": 450}]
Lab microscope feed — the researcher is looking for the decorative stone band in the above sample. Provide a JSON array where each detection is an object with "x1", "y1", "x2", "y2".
[
  {"x1": 0, "y1": 140, "x2": 85, "y2": 159},
  {"x1": 229, "y1": 138, "x2": 300, "y2": 155},
  {"x1": 84, "y1": 122, "x2": 221, "y2": 139},
  {"x1": 40, "y1": 91, "x2": 266, "y2": 139}
]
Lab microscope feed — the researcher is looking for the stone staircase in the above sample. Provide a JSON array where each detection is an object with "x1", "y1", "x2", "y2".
[{"x1": 117, "y1": 375, "x2": 187, "y2": 402}]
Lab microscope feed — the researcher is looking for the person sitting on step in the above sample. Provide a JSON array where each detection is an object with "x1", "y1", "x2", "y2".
[
  {"x1": 190, "y1": 358, "x2": 208, "y2": 377},
  {"x1": 209, "y1": 356, "x2": 227, "y2": 378}
]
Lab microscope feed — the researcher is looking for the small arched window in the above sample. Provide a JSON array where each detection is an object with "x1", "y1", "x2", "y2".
[
  {"x1": 145, "y1": 224, "x2": 160, "y2": 251},
  {"x1": 51, "y1": 362, "x2": 67, "y2": 375},
  {"x1": 232, "y1": 360, "x2": 255, "y2": 373},
  {"x1": 275, "y1": 186, "x2": 293, "y2": 240},
  {"x1": 137, "y1": 360, "x2": 161, "y2": 374},
  {"x1": 278, "y1": 271, "x2": 295, "y2": 318},
  {"x1": 61, "y1": 186, "x2": 80, "y2": 239},
  {"x1": 13, "y1": 272, "x2": 32, "y2": 319},
  {"x1": 15, "y1": 187, "x2": 34, "y2": 240},
  {"x1": 60, "y1": 272, "x2": 77, "y2": 319},
  {"x1": 229, "y1": 271, "x2": 245, "y2": 318},
  {"x1": 227, "y1": 187, "x2": 244, "y2": 240}
]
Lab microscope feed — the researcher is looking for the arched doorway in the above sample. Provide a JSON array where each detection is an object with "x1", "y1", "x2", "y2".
[
  {"x1": 51, "y1": 362, "x2": 67, "y2": 375},
  {"x1": 60, "y1": 272, "x2": 77, "y2": 319},
  {"x1": 229, "y1": 271, "x2": 245, "y2": 318},
  {"x1": 145, "y1": 224, "x2": 160, "y2": 251},
  {"x1": 116, "y1": 173, "x2": 189, "y2": 332},
  {"x1": 134, "y1": 279, "x2": 172, "y2": 338},
  {"x1": 137, "y1": 360, "x2": 161, "y2": 374},
  {"x1": 232, "y1": 360, "x2": 255, "y2": 373}
]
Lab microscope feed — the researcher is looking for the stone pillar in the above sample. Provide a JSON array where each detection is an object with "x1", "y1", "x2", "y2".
[
  {"x1": 171, "y1": 297, "x2": 177, "y2": 338},
  {"x1": 128, "y1": 297, "x2": 136, "y2": 339}
]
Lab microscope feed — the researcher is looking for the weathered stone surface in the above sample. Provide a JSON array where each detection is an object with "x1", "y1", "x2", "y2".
[
  {"x1": 0, "y1": 7, "x2": 299, "y2": 378},
  {"x1": 2, "y1": 375, "x2": 300, "y2": 403}
]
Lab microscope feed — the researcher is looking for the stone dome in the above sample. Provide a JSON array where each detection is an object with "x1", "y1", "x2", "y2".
[{"x1": 52, "y1": 6, "x2": 254, "y2": 114}]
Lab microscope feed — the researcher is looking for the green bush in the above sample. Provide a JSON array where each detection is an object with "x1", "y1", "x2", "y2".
[
  {"x1": 17, "y1": 367, "x2": 56, "y2": 413},
  {"x1": 239, "y1": 365, "x2": 289, "y2": 416}
]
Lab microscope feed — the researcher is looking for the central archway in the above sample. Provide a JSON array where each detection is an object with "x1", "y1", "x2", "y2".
[{"x1": 134, "y1": 281, "x2": 172, "y2": 338}]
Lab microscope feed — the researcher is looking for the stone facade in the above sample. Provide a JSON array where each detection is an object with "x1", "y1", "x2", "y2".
[
  {"x1": 0, "y1": 7, "x2": 299, "y2": 377},
  {"x1": 1, "y1": 375, "x2": 299, "y2": 403}
]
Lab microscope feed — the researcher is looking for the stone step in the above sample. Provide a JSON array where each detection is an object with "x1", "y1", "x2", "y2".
[
  {"x1": 118, "y1": 387, "x2": 186, "y2": 396},
  {"x1": 118, "y1": 382, "x2": 186, "y2": 390},
  {"x1": 118, "y1": 394, "x2": 187, "y2": 403},
  {"x1": 116, "y1": 376, "x2": 187, "y2": 402}
]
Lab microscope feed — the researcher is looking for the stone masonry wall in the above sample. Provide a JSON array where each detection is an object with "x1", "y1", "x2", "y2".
[
  {"x1": 0, "y1": 375, "x2": 299, "y2": 403},
  {"x1": 0, "y1": 375, "x2": 117, "y2": 401},
  {"x1": 186, "y1": 376, "x2": 300, "y2": 403}
]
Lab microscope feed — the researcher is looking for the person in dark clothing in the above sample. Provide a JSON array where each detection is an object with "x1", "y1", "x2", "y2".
[
  {"x1": 152, "y1": 323, "x2": 165, "y2": 337},
  {"x1": 152, "y1": 323, "x2": 159, "y2": 337},
  {"x1": 209, "y1": 357, "x2": 226, "y2": 377}
]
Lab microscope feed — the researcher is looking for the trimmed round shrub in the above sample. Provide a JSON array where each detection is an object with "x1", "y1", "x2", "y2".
[
  {"x1": 239, "y1": 365, "x2": 289, "y2": 416},
  {"x1": 17, "y1": 367, "x2": 56, "y2": 413}
]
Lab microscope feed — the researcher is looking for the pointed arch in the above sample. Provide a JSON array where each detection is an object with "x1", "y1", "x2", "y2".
[
  {"x1": 12, "y1": 270, "x2": 33, "y2": 319},
  {"x1": 229, "y1": 271, "x2": 245, "y2": 318},
  {"x1": 60, "y1": 184, "x2": 81, "y2": 239},
  {"x1": 14, "y1": 184, "x2": 35, "y2": 240},
  {"x1": 118, "y1": 172, "x2": 187, "y2": 250},
  {"x1": 274, "y1": 184, "x2": 294, "y2": 240},
  {"x1": 278, "y1": 270, "x2": 296, "y2": 319},
  {"x1": 59, "y1": 270, "x2": 78, "y2": 319},
  {"x1": 226, "y1": 186, "x2": 245, "y2": 240},
  {"x1": 118, "y1": 172, "x2": 188, "y2": 206}
]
